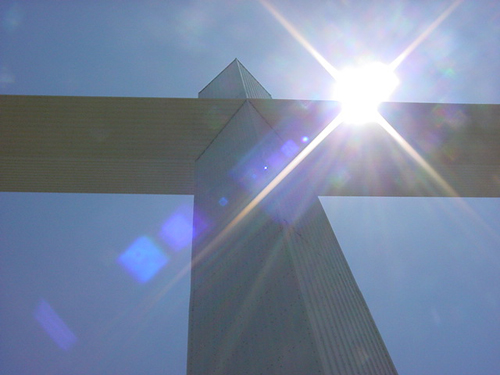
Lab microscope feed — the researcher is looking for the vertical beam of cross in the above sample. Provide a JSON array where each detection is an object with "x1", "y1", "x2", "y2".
[{"x1": 187, "y1": 60, "x2": 398, "y2": 374}]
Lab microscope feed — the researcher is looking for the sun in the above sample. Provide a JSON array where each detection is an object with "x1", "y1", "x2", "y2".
[{"x1": 334, "y1": 62, "x2": 399, "y2": 124}]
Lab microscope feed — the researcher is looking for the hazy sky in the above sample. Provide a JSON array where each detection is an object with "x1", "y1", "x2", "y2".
[{"x1": 1, "y1": 1, "x2": 499, "y2": 374}]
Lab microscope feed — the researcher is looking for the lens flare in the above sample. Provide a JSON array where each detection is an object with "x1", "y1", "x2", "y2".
[
  {"x1": 118, "y1": 236, "x2": 169, "y2": 283},
  {"x1": 34, "y1": 299, "x2": 77, "y2": 351},
  {"x1": 334, "y1": 62, "x2": 399, "y2": 124}
]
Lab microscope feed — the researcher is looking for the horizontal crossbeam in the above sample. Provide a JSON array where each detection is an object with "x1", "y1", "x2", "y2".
[{"x1": 1, "y1": 95, "x2": 499, "y2": 196}]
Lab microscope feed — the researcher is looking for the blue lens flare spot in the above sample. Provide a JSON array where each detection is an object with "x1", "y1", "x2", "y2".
[
  {"x1": 301, "y1": 136, "x2": 309, "y2": 143},
  {"x1": 281, "y1": 140, "x2": 299, "y2": 157},
  {"x1": 160, "y1": 213, "x2": 193, "y2": 252},
  {"x1": 218, "y1": 197, "x2": 228, "y2": 206},
  {"x1": 118, "y1": 236, "x2": 168, "y2": 283},
  {"x1": 34, "y1": 299, "x2": 77, "y2": 351}
]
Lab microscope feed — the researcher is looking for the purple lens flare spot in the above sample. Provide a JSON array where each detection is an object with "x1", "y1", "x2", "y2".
[
  {"x1": 160, "y1": 213, "x2": 193, "y2": 252},
  {"x1": 281, "y1": 140, "x2": 299, "y2": 157},
  {"x1": 118, "y1": 236, "x2": 168, "y2": 283},
  {"x1": 34, "y1": 299, "x2": 77, "y2": 351}
]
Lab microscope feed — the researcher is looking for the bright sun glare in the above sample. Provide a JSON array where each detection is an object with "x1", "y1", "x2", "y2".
[{"x1": 334, "y1": 62, "x2": 400, "y2": 124}]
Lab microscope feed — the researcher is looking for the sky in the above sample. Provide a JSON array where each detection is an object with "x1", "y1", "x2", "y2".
[{"x1": 1, "y1": 1, "x2": 499, "y2": 374}]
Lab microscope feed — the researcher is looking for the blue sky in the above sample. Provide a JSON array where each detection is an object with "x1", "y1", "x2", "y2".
[{"x1": 1, "y1": 1, "x2": 499, "y2": 374}]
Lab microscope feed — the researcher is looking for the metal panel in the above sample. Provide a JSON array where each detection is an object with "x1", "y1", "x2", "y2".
[
  {"x1": 236, "y1": 60, "x2": 272, "y2": 99},
  {"x1": 0, "y1": 157, "x2": 193, "y2": 194},
  {"x1": 275, "y1": 192, "x2": 398, "y2": 374},
  {"x1": 199, "y1": 60, "x2": 248, "y2": 99},
  {"x1": 0, "y1": 95, "x2": 244, "y2": 194}
]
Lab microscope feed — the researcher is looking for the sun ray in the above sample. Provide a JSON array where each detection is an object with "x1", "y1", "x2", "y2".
[
  {"x1": 259, "y1": 0, "x2": 340, "y2": 80},
  {"x1": 375, "y1": 112, "x2": 459, "y2": 197},
  {"x1": 224, "y1": 111, "x2": 345, "y2": 233},
  {"x1": 151, "y1": 0, "x2": 466, "y2": 332},
  {"x1": 390, "y1": 0, "x2": 464, "y2": 70}
]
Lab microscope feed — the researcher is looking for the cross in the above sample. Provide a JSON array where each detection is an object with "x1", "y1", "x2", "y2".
[{"x1": 1, "y1": 59, "x2": 499, "y2": 374}]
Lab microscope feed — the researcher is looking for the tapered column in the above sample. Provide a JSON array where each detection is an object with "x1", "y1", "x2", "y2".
[{"x1": 187, "y1": 60, "x2": 398, "y2": 374}]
